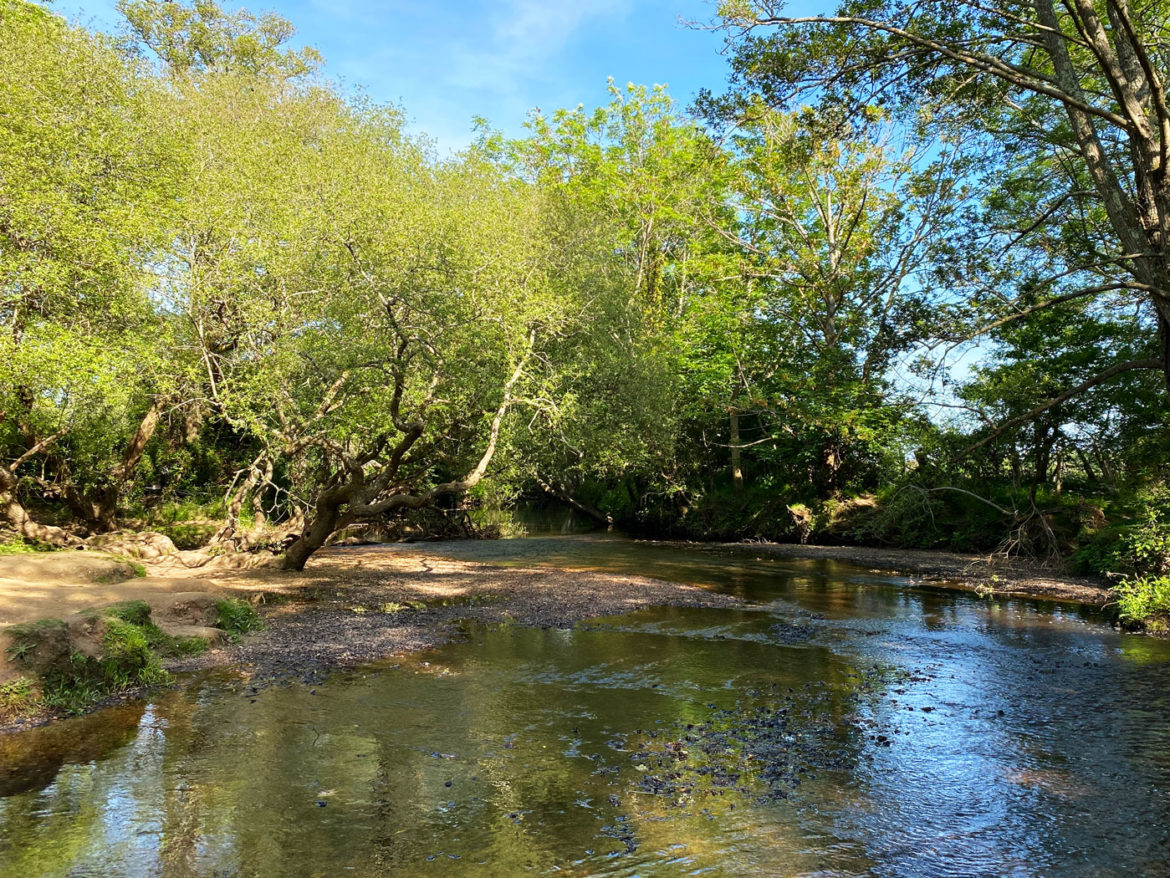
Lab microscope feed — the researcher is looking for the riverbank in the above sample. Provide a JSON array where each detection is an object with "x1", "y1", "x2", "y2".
[
  {"x1": 0, "y1": 545, "x2": 744, "y2": 731},
  {"x1": 0, "y1": 538, "x2": 1118, "y2": 733},
  {"x1": 727, "y1": 542, "x2": 1113, "y2": 607},
  {"x1": 160, "y1": 539, "x2": 1117, "y2": 682},
  {"x1": 164, "y1": 546, "x2": 745, "y2": 681}
]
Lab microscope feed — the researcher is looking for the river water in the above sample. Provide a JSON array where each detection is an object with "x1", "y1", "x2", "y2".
[{"x1": 1, "y1": 535, "x2": 1168, "y2": 877}]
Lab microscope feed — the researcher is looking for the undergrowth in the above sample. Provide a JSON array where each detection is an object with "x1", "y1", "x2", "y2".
[
  {"x1": 2, "y1": 601, "x2": 212, "y2": 719},
  {"x1": 0, "y1": 537, "x2": 61, "y2": 555},
  {"x1": 1114, "y1": 576, "x2": 1170, "y2": 634},
  {"x1": 214, "y1": 598, "x2": 263, "y2": 638}
]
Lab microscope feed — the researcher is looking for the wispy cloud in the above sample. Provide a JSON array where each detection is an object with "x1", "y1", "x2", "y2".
[{"x1": 51, "y1": 0, "x2": 726, "y2": 153}]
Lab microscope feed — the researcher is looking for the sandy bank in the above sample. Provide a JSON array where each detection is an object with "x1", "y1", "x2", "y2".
[{"x1": 731, "y1": 542, "x2": 1112, "y2": 607}]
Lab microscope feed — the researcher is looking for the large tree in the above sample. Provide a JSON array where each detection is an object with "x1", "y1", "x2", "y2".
[
  {"x1": 712, "y1": 0, "x2": 1170, "y2": 408},
  {"x1": 0, "y1": 0, "x2": 183, "y2": 540}
]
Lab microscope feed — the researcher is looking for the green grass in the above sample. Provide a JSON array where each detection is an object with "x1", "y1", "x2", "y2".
[
  {"x1": 214, "y1": 598, "x2": 263, "y2": 638},
  {"x1": 99, "y1": 600, "x2": 209, "y2": 656},
  {"x1": 0, "y1": 537, "x2": 61, "y2": 555},
  {"x1": 1, "y1": 605, "x2": 183, "y2": 717},
  {"x1": 0, "y1": 677, "x2": 38, "y2": 716},
  {"x1": 37, "y1": 621, "x2": 170, "y2": 715},
  {"x1": 102, "y1": 600, "x2": 152, "y2": 625}
]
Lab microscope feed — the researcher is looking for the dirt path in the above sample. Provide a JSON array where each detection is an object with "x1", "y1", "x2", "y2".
[{"x1": 0, "y1": 552, "x2": 232, "y2": 628}]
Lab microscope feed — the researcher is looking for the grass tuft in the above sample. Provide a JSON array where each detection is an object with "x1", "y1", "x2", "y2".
[{"x1": 214, "y1": 598, "x2": 263, "y2": 638}]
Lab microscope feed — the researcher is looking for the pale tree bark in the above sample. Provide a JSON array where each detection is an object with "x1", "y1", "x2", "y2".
[
  {"x1": 729, "y1": 408, "x2": 744, "y2": 494},
  {"x1": 84, "y1": 402, "x2": 163, "y2": 533},
  {"x1": 0, "y1": 431, "x2": 83, "y2": 546}
]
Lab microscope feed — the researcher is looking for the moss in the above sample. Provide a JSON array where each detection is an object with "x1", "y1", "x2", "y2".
[
  {"x1": 145, "y1": 625, "x2": 210, "y2": 657},
  {"x1": 102, "y1": 600, "x2": 152, "y2": 626},
  {"x1": 95, "y1": 556, "x2": 147, "y2": 581},
  {"x1": 214, "y1": 598, "x2": 263, "y2": 637}
]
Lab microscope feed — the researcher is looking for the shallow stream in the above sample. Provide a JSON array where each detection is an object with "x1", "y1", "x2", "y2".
[{"x1": 2, "y1": 535, "x2": 1169, "y2": 876}]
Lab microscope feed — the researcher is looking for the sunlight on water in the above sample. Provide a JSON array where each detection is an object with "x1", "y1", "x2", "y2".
[{"x1": 2, "y1": 537, "x2": 1169, "y2": 877}]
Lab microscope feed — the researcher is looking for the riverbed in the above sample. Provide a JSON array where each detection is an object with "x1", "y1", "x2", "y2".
[{"x1": 1, "y1": 535, "x2": 1168, "y2": 876}]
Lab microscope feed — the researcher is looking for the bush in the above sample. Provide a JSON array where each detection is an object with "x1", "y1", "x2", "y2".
[
  {"x1": 1114, "y1": 575, "x2": 1170, "y2": 633},
  {"x1": 1, "y1": 604, "x2": 182, "y2": 717},
  {"x1": 1073, "y1": 509, "x2": 1170, "y2": 579}
]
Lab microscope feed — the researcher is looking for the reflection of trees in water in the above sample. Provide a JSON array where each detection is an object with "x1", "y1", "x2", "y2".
[
  {"x1": 0, "y1": 701, "x2": 144, "y2": 797},
  {"x1": 0, "y1": 704, "x2": 145, "y2": 878}
]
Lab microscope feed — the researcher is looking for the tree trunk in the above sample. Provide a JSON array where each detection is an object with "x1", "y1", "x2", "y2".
[
  {"x1": 281, "y1": 480, "x2": 356, "y2": 571},
  {"x1": 211, "y1": 453, "x2": 268, "y2": 548},
  {"x1": 251, "y1": 456, "x2": 273, "y2": 530},
  {"x1": 282, "y1": 503, "x2": 346, "y2": 571},
  {"x1": 0, "y1": 467, "x2": 82, "y2": 547},
  {"x1": 64, "y1": 403, "x2": 163, "y2": 535},
  {"x1": 1074, "y1": 446, "x2": 1097, "y2": 483},
  {"x1": 729, "y1": 409, "x2": 744, "y2": 494},
  {"x1": 1094, "y1": 445, "x2": 1117, "y2": 489}
]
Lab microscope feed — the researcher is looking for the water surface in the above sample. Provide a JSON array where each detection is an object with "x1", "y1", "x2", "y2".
[{"x1": 2, "y1": 535, "x2": 1168, "y2": 877}]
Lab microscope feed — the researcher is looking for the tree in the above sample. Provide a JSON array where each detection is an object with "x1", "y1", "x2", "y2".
[
  {"x1": 960, "y1": 301, "x2": 1162, "y2": 494},
  {"x1": 117, "y1": 0, "x2": 320, "y2": 78},
  {"x1": 715, "y1": 106, "x2": 959, "y2": 489},
  {"x1": 0, "y1": 0, "x2": 183, "y2": 540},
  {"x1": 144, "y1": 61, "x2": 572, "y2": 567},
  {"x1": 712, "y1": 0, "x2": 1170, "y2": 407},
  {"x1": 488, "y1": 83, "x2": 728, "y2": 517}
]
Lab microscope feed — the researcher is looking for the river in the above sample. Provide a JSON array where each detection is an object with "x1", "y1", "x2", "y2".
[{"x1": 1, "y1": 535, "x2": 1168, "y2": 876}]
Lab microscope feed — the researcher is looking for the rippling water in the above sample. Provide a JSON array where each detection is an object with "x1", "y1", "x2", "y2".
[{"x1": 1, "y1": 536, "x2": 1168, "y2": 877}]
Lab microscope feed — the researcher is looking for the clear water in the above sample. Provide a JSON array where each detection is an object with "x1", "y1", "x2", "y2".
[{"x1": 1, "y1": 535, "x2": 1169, "y2": 877}]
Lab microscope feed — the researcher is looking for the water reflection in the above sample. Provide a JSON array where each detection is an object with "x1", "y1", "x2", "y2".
[{"x1": 0, "y1": 537, "x2": 1168, "y2": 877}]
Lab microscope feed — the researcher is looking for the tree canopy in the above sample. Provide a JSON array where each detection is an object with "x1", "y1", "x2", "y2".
[{"x1": 0, "y1": 0, "x2": 1167, "y2": 581}]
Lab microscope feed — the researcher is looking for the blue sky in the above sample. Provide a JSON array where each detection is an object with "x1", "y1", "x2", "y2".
[{"x1": 50, "y1": 0, "x2": 754, "y2": 152}]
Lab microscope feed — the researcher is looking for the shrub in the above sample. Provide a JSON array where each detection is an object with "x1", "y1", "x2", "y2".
[
  {"x1": 214, "y1": 598, "x2": 263, "y2": 637},
  {"x1": 1114, "y1": 575, "x2": 1170, "y2": 634}
]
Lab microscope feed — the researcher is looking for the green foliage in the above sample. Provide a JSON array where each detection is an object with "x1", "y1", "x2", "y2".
[
  {"x1": 214, "y1": 598, "x2": 263, "y2": 637},
  {"x1": 118, "y1": 0, "x2": 321, "y2": 77},
  {"x1": 1113, "y1": 577, "x2": 1170, "y2": 634},
  {"x1": 0, "y1": 603, "x2": 192, "y2": 717},
  {"x1": 1072, "y1": 501, "x2": 1170, "y2": 579},
  {"x1": 103, "y1": 600, "x2": 152, "y2": 625},
  {"x1": 0, "y1": 0, "x2": 1166, "y2": 606},
  {"x1": 36, "y1": 621, "x2": 168, "y2": 714},
  {"x1": 0, "y1": 538, "x2": 60, "y2": 555},
  {"x1": 0, "y1": 677, "x2": 37, "y2": 715}
]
